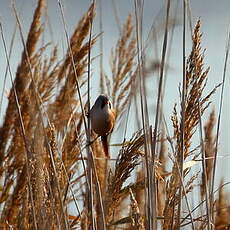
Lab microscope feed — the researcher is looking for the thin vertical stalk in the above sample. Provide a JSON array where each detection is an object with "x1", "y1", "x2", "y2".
[
  {"x1": 86, "y1": 2, "x2": 95, "y2": 229},
  {"x1": 0, "y1": 23, "x2": 17, "y2": 117},
  {"x1": 210, "y1": 31, "x2": 230, "y2": 226},
  {"x1": 98, "y1": 0, "x2": 104, "y2": 94},
  {"x1": 133, "y1": 0, "x2": 153, "y2": 228},
  {"x1": 163, "y1": 116, "x2": 195, "y2": 229},
  {"x1": 151, "y1": 0, "x2": 170, "y2": 227},
  {"x1": 177, "y1": 0, "x2": 187, "y2": 228},
  {"x1": 87, "y1": 1, "x2": 106, "y2": 229},
  {"x1": 198, "y1": 102, "x2": 211, "y2": 230}
]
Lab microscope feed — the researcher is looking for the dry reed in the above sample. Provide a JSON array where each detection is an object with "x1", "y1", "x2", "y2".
[{"x1": 0, "y1": 1, "x2": 229, "y2": 230}]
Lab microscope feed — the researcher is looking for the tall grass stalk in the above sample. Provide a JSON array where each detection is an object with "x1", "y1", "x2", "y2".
[{"x1": 210, "y1": 31, "x2": 230, "y2": 225}]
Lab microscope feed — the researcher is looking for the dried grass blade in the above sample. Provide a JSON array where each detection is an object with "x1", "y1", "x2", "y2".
[{"x1": 210, "y1": 30, "x2": 230, "y2": 223}]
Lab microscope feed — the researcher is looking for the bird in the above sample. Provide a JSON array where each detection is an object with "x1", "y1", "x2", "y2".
[{"x1": 89, "y1": 95, "x2": 115, "y2": 157}]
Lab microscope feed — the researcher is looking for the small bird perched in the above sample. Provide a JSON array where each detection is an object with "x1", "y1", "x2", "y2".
[{"x1": 89, "y1": 95, "x2": 115, "y2": 157}]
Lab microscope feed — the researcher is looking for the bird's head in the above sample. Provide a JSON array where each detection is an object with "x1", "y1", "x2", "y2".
[{"x1": 95, "y1": 95, "x2": 112, "y2": 110}]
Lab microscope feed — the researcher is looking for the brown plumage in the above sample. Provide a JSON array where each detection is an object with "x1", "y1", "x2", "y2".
[{"x1": 90, "y1": 95, "x2": 115, "y2": 157}]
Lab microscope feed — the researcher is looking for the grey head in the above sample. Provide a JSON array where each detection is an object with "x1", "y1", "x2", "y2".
[{"x1": 94, "y1": 95, "x2": 111, "y2": 109}]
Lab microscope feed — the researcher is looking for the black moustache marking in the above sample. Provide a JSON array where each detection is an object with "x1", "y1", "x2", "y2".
[
  {"x1": 101, "y1": 99, "x2": 108, "y2": 109},
  {"x1": 101, "y1": 100, "x2": 106, "y2": 109}
]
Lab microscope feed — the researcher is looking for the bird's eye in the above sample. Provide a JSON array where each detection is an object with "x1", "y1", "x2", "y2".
[{"x1": 108, "y1": 102, "x2": 112, "y2": 109}]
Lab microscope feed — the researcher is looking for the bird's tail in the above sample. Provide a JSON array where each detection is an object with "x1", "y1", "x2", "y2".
[{"x1": 101, "y1": 135, "x2": 109, "y2": 158}]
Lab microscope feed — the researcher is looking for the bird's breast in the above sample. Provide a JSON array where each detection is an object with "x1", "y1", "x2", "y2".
[{"x1": 90, "y1": 108, "x2": 114, "y2": 136}]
